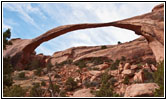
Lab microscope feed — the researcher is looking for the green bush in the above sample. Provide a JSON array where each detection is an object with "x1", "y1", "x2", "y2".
[
  {"x1": 34, "y1": 68, "x2": 42, "y2": 76},
  {"x1": 123, "y1": 76, "x2": 129, "y2": 85},
  {"x1": 3, "y1": 57, "x2": 13, "y2": 87},
  {"x1": 54, "y1": 84, "x2": 60, "y2": 93},
  {"x1": 3, "y1": 85, "x2": 26, "y2": 97},
  {"x1": 153, "y1": 61, "x2": 164, "y2": 97},
  {"x1": 41, "y1": 81, "x2": 46, "y2": 86},
  {"x1": 65, "y1": 77, "x2": 77, "y2": 91},
  {"x1": 100, "y1": 72, "x2": 112, "y2": 84},
  {"x1": 3, "y1": 28, "x2": 12, "y2": 50},
  {"x1": 121, "y1": 56, "x2": 126, "y2": 61},
  {"x1": 54, "y1": 74, "x2": 61, "y2": 78},
  {"x1": 29, "y1": 83, "x2": 44, "y2": 97},
  {"x1": 95, "y1": 83, "x2": 119, "y2": 97},
  {"x1": 118, "y1": 41, "x2": 121, "y2": 44},
  {"x1": 74, "y1": 60, "x2": 87, "y2": 69},
  {"x1": 27, "y1": 59, "x2": 40, "y2": 70},
  {"x1": 143, "y1": 69, "x2": 154, "y2": 83},
  {"x1": 18, "y1": 72, "x2": 25, "y2": 79},
  {"x1": 57, "y1": 59, "x2": 73, "y2": 67},
  {"x1": 46, "y1": 61, "x2": 53, "y2": 72},
  {"x1": 59, "y1": 90, "x2": 67, "y2": 97},
  {"x1": 101, "y1": 45, "x2": 107, "y2": 49},
  {"x1": 110, "y1": 59, "x2": 120, "y2": 70}
]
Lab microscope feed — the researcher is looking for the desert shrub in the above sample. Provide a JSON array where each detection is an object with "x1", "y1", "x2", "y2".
[
  {"x1": 3, "y1": 28, "x2": 12, "y2": 50},
  {"x1": 27, "y1": 59, "x2": 40, "y2": 70},
  {"x1": 3, "y1": 57, "x2": 13, "y2": 88},
  {"x1": 109, "y1": 77, "x2": 117, "y2": 85},
  {"x1": 59, "y1": 90, "x2": 67, "y2": 97},
  {"x1": 121, "y1": 56, "x2": 126, "y2": 62},
  {"x1": 101, "y1": 45, "x2": 107, "y2": 49},
  {"x1": 54, "y1": 84, "x2": 60, "y2": 93},
  {"x1": 46, "y1": 61, "x2": 53, "y2": 72},
  {"x1": 74, "y1": 60, "x2": 87, "y2": 69},
  {"x1": 3, "y1": 85, "x2": 26, "y2": 97},
  {"x1": 153, "y1": 61, "x2": 164, "y2": 97},
  {"x1": 143, "y1": 69, "x2": 154, "y2": 83},
  {"x1": 34, "y1": 68, "x2": 42, "y2": 76},
  {"x1": 92, "y1": 67, "x2": 99, "y2": 70},
  {"x1": 95, "y1": 83, "x2": 119, "y2": 97},
  {"x1": 118, "y1": 41, "x2": 121, "y2": 44},
  {"x1": 100, "y1": 72, "x2": 112, "y2": 84},
  {"x1": 57, "y1": 59, "x2": 73, "y2": 67},
  {"x1": 41, "y1": 81, "x2": 46, "y2": 86},
  {"x1": 3, "y1": 75, "x2": 13, "y2": 88},
  {"x1": 29, "y1": 83, "x2": 44, "y2": 97},
  {"x1": 65, "y1": 77, "x2": 77, "y2": 91},
  {"x1": 54, "y1": 74, "x2": 61, "y2": 78},
  {"x1": 18, "y1": 72, "x2": 25, "y2": 79},
  {"x1": 123, "y1": 76, "x2": 129, "y2": 85},
  {"x1": 110, "y1": 59, "x2": 120, "y2": 70}
]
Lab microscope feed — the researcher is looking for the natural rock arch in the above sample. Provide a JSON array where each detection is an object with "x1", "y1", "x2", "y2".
[{"x1": 3, "y1": 4, "x2": 164, "y2": 69}]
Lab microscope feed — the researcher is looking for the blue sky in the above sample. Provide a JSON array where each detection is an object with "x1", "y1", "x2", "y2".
[{"x1": 3, "y1": 2, "x2": 162, "y2": 55}]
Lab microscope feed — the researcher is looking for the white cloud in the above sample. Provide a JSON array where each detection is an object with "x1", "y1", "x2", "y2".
[{"x1": 3, "y1": 3, "x2": 46, "y2": 30}]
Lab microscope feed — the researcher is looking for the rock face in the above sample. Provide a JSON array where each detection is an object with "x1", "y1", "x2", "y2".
[
  {"x1": 124, "y1": 83, "x2": 159, "y2": 97},
  {"x1": 51, "y1": 37, "x2": 155, "y2": 65},
  {"x1": 3, "y1": 4, "x2": 164, "y2": 69}
]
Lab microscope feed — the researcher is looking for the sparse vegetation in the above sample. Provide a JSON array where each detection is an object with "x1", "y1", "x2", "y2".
[
  {"x1": 18, "y1": 72, "x2": 26, "y2": 79},
  {"x1": 34, "y1": 68, "x2": 42, "y2": 76},
  {"x1": 56, "y1": 59, "x2": 73, "y2": 67},
  {"x1": 74, "y1": 60, "x2": 87, "y2": 69},
  {"x1": 143, "y1": 69, "x2": 154, "y2": 83},
  {"x1": 47, "y1": 61, "x2": 53, "y2": 72},
  {"x1": 123, "y1": 76, "x2": 130, "y2": 85},
  {"x1": 54, "y1": 74, "x2": 61, "y2": 78},
  {"x1": 54, "y1": 84, "x2": 60, "y2": 93},
  {"x1": 29, "y1": 83, "x2": 45, "y2": 97},
  {"x1": 101, "y1": 45, "x2": 107, "y2": 49},
  {"x1": 27, "y1": 59, "x2": 40, "y2": 70},
  {"x1": 118, "y1": 41, "x2": 121, "y2": 44},
  {"x1": 65, "y1": 77, "x2": 77, "y2": 91},
  {"x1": 3, "y1": 28, "x2": 12, "y2": 50},
  {"x1": 153, "y1": 61, "x2": 164, "y2": 97},
  {"x1": 41, "y1": 81, "x2": 46, "y2": 86},
  {"x1": 3, "y1": 85, "x2": 26, "y2": 97},
  {"x1": 121, "y1": 56, "x2": 126, "y2": 62},
  {"x1": 59, "y1": 90, "x2": 67, "y2": 97},
  {"x1": 95, "y1": 82, "x2": 119, "y2": 97},
  {"x1": 3, "y1": 57, "x2": 13, "y2": 88},
  {"x1": 3, "y1": 29, "x2": 14, "y2": 95},
  {"x1": 110, "y1": 59, "x2": 120, "y2": 70}
]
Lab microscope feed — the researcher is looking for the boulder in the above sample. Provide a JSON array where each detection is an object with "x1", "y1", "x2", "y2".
[
  {"x1": 133, "y1": 70, "x2": 144, "y2": 83},
  {"x1": 124, "y1": 83, "x2": 159, "y2": 97},
  {"x1": 95, "y1": 63, "x2": 109, "y2": 70},
  {"x1": 89, "y1": 71, "x2": 101, "y2": 76},
  {"x1": 73, "y1": 89, "x2": 95, "y2": 97},
  {"x1": 151, "y1": 64, "x2": 157, "y2": 71},
  {"x1": 124, "y1": 63, "x2": 130, "y2": 70},
  {"x1": 122, "y1": 69, "x2": 134, "y2": 76},
  {"x1": 130, "y1": 65, "x2": 138, "y2": 70}
]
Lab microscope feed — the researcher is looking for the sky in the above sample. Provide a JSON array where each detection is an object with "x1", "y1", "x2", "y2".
[{"x1": 2, "y1": 2, "x2": 162, "y2": 55}]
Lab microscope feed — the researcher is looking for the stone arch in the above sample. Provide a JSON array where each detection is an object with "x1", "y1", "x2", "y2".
[{"x1": 3, "y1": 4, "x2": 164, "y2": 69}]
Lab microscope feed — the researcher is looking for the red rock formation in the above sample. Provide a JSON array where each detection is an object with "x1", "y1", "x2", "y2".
[{"x1": 3, "y1": 4, "x2": 164, "y2": 69}]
